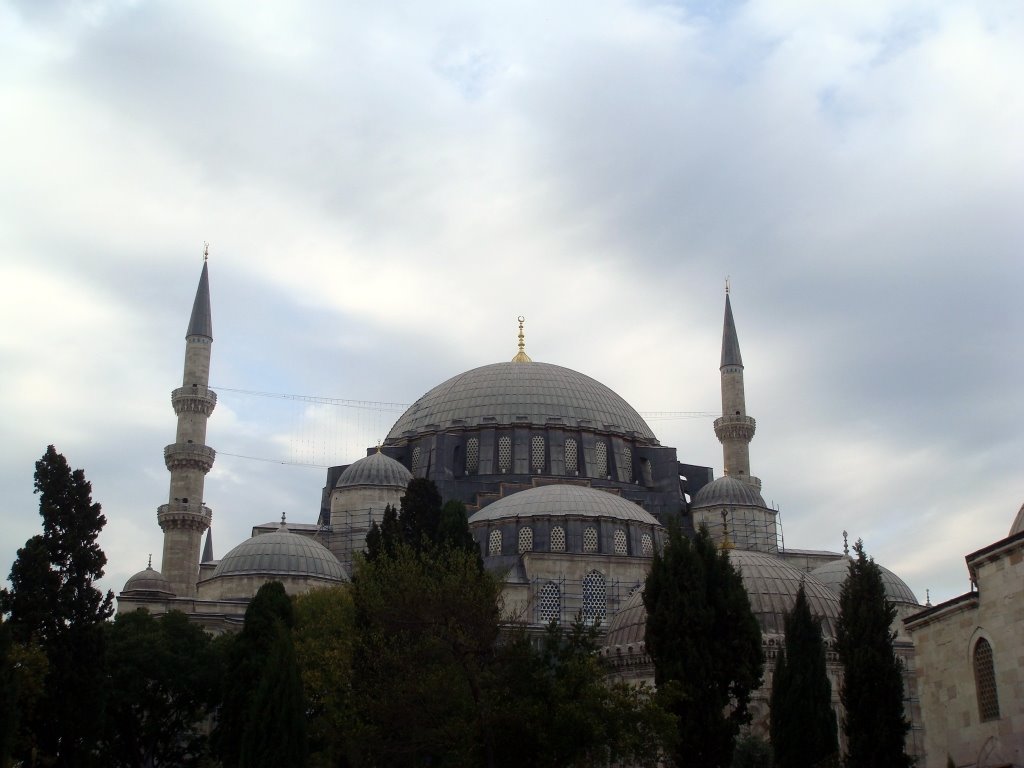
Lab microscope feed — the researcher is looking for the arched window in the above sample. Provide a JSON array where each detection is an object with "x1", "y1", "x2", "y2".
[
  {"x1": 613, "y1": 529, "x2": 627, "y2": 555},
  {"x1": 583, "y1": 527, "x2": 598, "y2": 553},
  {"x1": 498, "y1": 436, "x2": 512, "y2": 473},
  {"x1": 488, "y1": 529, "x2": 502, "y2": 557},
  {"x1": 411, "y1": 446, "x2": 422, "y2": 473},
  {"x1": 641, "y1": 457, "x2": 653, "y2": 486},
  {"x1": 582, "y1": 570, "x2": 606, "y2": 626},
  {"x1": 565, "y1": 438, "x2": 578, "y2": 475},
  {"x1": 974, "y1": 638, "x2": 1000, "y2": 721},
  {"x1": 594, "y1": 442, "x2": 608, "y2": 477},
  {"x1": 622, "y1": 446, "x2": 633, "y2": 480},
  {"x1": 531, "y1": 435, "x2": 545, "y2": 473},
  {"x1": 518, "y1": 526, "x2": 534, "y2": 554},
  {"x1": 550, "y1": 525, "x2": 566, "y2": 552},
  {"x1": 641, "y1": 533, "x2": 654, "y2": 557},
  {"x1": 466, "y1": 438, "x2": 479, "y2": 475},
  {"x1": 538, "y1": 581, "x2": 560, "y2": 624}
]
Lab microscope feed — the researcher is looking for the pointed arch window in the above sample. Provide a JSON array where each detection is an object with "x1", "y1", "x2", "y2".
[
  {"x1": 531, "y1": 435, "x2": 545, "y2": 473},
  {"x1": 498, "y1": 436, "x2": 512, "y2": 473},
  {"x1": 466, "y1": 438, "x2": 479, "y2": 475},
  {"x1": 582, "y1": 570, "x2": 606, "y2": 626},
  {"x1": 583, "y1": 526, "x2": 598, "y2": 553},
  {"x1": 518, "y1": 526, "x2": 534, "y2": 554},
  {"x1": 538, "y1": 581, "x2": 561, "y2": 625},
  {"x1": 974, "y1": 638, "x2": 1000, "y2": 721},
  {"x1": 565, "y1": 438, "x2": 578, "y2": 475},
  {"x1": 488, "y1": 530, "x2": 502, "y2": 557},
  {"x1": 594, "y1": 442, "x2": 608, "y2": 477},
  {"x1": 550, "y1": 526, "x2": 566, "y2": 552}
]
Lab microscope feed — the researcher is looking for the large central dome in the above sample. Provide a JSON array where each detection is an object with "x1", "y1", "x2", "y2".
[{"x1": 386, "y1": 361, "x2": 658, "y2": 443}]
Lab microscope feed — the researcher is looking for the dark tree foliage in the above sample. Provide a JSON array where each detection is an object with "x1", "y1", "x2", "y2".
[
  {"x1": 100, "y1": 610, "x2": 220, "y2": 767},
  {"x1": 835, "y1": 541, "x2": 910, "y2": 768},
  {"x1": 218, "y1": 581, "x2": 307, "y2": 768},
  {"x1": 643, "y1": 524, "x2": 764, "y2": 768},
  {"x1": 0, "y1": 618, "x2": 15, "y2": 768},
  {"x1": 365, "y1": 504, "x2": 400, "y2": 563},
  {"x1": 366, "y1": 481, "x2": 478, "y2": 564},
  {"x1": 769, "y1": 583, "x2": 838, "y2": 768},
  {"x1": 487, "y1": 619, "x2": 675, "y2": 768},
  {"x1": 731, "y1": 735, "x2": 772, "y2": 768},
  {"x1": 399, "y1": 477, "x2": 444, "y2": 549},
  {"x1": 0, "y1": 446, "x2": 115, "y2": 767}
]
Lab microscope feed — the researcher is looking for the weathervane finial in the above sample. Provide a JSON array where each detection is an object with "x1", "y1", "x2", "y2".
[{"x1": 512, "y1": 316, "x2": 532, "y2": 363}]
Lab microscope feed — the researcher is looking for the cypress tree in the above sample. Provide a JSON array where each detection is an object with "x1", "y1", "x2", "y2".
[
  {"x1": 835, "y1": 541, "x2": 909, "y2": 768},
  {"x1": 643, "y1": 524, "x2": 763, "y2": 768},
  {"x1": 769, "y1": 583, "x2": 838, "y2": 768},
  {"x1": 0, "y1": 446, "x2": 114, "y2": 767}
]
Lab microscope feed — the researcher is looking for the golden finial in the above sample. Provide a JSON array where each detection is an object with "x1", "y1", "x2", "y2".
[
  {"x1": 720, "y1": 509, "x2": 735, "y2": 550},
  {"x1": 511, "y1": 315, "x2": 532, "y2": 363},
  {"x1": 203, "y1": 242, "x2": 209, "y2": 262},
  {"x1": 376, "y1": 442, "x2": 382, "y2": 454}
]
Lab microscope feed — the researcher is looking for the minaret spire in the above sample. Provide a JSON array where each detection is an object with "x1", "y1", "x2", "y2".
[
  {"x1": 157, "y1": 254, "x2": 217, "y2": 597},
  {"x1": 713, "y1": 287, "x2": 759, "y2": 488}
]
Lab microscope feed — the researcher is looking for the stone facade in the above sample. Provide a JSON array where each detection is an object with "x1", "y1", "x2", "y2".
[{"x1": 906, "y1": 530, "x2": 1024, "y2": 768}]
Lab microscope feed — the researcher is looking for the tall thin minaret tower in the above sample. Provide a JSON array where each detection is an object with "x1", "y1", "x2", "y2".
[
  {"x1": 157, "y1": 251, "x2": 216, "y2": 597},
  {"x1": 714, "y1": 285, "x2": 760, "y2": 489}
]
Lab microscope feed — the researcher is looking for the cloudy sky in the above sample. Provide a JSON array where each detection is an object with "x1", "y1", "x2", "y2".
[{"x1": 2, "y1": 0, "x2": 1022, "y2": 606}]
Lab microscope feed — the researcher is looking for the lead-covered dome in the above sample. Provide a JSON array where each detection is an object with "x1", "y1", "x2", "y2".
[
  {"x1": 810, "y1": 556, "x2": 919, "y2": 605},
  {"x1": 386, "y1": 362, "x2": 658, "y2": 443},
  {"x1": 604, "y1": 588, "x2": 647, "y2": 648},
  {"x1": 336, "y1": 451, "x2": 412, "y2": 489},
  {"x1": 468, "y1": 484, "x2": 660, "y2": 525},
  {"x1": 122, "y1": 565, "x2": 175, "y2": 596},
  {"x1": 730, "y1": 549, "x2": 841, "y2": 637},
  {"x1": 212, "y1": 528, "x2": 346, "y2": 581},
  {"x1": 691, "y1": 476, "x2": 766, "y2": 508},
  {"x1": 1011, "y1": 501, "x2": 1024, "y2": 537}
]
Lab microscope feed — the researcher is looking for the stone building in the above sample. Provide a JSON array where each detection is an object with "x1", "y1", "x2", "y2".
[{"x1": 905, "y1": 512, "x2": 1024, "y2": 768}]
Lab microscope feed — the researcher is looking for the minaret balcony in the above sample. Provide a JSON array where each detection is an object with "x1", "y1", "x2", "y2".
[
  {"x1": 164, "y1": 443, "x2": 216, "y2": 473},
  {"x1": 171, "y1": 386, "x2": 217, "y2": 416},
  {"x1": 157, "y1": 501, "x2": 212, "y2": 531},
  {"x1": 713, "y1": 414, "x2": 756, "y2": 442}
]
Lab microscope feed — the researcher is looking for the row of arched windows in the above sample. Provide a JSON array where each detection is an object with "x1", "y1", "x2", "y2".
[
  {"x1": 535, "y1": 570, "x2": 608, "y2": 626},
  {"x1": 486, "y1": 526, "x2": 654, "y2": 557},
  {"x1": 461, "y1": 436, "x2": 643, "y2": 481}
]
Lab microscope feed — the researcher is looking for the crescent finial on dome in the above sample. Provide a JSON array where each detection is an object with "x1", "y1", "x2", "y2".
[{"x1": 512, "y1": 315, "x2": 532, "y2": 363}]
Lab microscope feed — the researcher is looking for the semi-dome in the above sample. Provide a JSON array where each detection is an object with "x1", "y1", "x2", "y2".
[
  {"x1": 468, "y1": 484, "x2": 661, "y2": 526},
  {"x1": 604, "y1": 588, "x2": 647, "y2": 648},
  {"x1": 810, "y1": 556, "x2": 919, "y2": 605},
  {"x1": 212, "y1": 527, "x2": 346, "y2": 581},
  {"x1": 1011, "y1": 501, "x2": 1024, "y2": 537},
  {"x1": 691, "y1": 475, "x2": 766, "y2": 508},
  {"x1": 386, "y1": 361, "x2": 658, "y2": 443},
  {"x1": 730, "y1": 549, "x2": 841, "y2": 637},
  {"x1": 336, "y1": 450, "x2": 412, "y2": 489},
  {"x1": 122, "y1": 565, "x2": 174, "y2": 596}
]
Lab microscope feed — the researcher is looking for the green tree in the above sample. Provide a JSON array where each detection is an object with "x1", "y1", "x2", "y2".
[
  {"x1": 365, "y1": 504, "x2": 399, "y2": 563},
  {"x1": 769, "y1": 583, "x2": 838, "y2": 768},
  {"x1": 0, "y1": 446, "x2": 115, "y2": 767},
  {"x1": 100, "y1": 609, "x2": 220, "y2": 767},
  {"x1": 643, "y1": 524, "x2": 764, "y2": 768},
  {"x1": 217, "y1": 581, "x2": 307, "y2": 768},
  {"x1": 835, "y1": 541, "x2": 909, "y2": 768},
  {"x1": 399, "y1": 477, "x2": 444, "y2": 549},
  {"x1": 293, "y1": 586, "x2": 357, "y2": 768}
]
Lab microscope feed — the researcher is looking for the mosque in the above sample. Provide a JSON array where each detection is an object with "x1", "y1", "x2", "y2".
[{"x1": 117, "y1": 262, "x2": 1022, "y2": 768}]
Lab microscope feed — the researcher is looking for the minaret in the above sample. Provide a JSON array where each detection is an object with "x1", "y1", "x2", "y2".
[
  {"x1": 157, "y1": 253, "x2": 216, "y2": 597},
  {"x1": 714, "y1": 287, "x2": 760, "y2": 489}
]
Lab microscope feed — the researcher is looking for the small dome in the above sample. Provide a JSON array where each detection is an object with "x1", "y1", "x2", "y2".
[
  {"x1": 1010, "y1": 501, "x2": 1024, "y2": 537},
  {"x1": 730, "y1": 550, "x2": 840, "y2": 637},
  {"x1": 691, "y1": 476, "x2": 766, "y2": 509},
  {"x1": 386, "y1": 361, "x2": 658, "y2": 443},
  {"x1": 468, "y1": 484, "x2": 661, "y2": 526},
  {"x1": 336, "y1": 451, "x2": 412, "y2": 490},
  {"x1": 122, "y1": 565, "x2": 174, "y2": 596},
  {"x1": 810, "y1": 557, "x2": 919, "y2": 605},
  {"x1": 604, "y1": 588, "x2": 647, "y2": 648},
  {"x1": 212, "y1": 528, "x2": 346, "y2": 581}
]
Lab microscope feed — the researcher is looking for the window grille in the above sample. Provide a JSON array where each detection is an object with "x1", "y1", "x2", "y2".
[
  {"x1": 498, "y1": 436, "x2": 512, "y2": 473},
  {"x1": 466, "y1": 438, "x2": 479, "y2": 475},
  {"x1": 613, "y1": 529, "x2": 627, "y2": 555},
  {"x1": 550, "y1": 526, "x2": 566, "y2": 552},
  {"x1": 974, "y1": 638, "x2": 1000, "y2": 721},
  {"x1": 641, "y1": 533, "x2": 653, "y2": 556},
  {"x1": 531, "y1": 435, "x2": 545, "y2": 473},
  {"x1": 488, "y1": 529, "x2": 502, "y2": 557},
  {"x1": 411, "y1": 446, "x2": 422, "y2": 472},
  {"x1": 518, "y1": 526, "x2": 534, "y2": 554},
  {"x1": 565, "y1": 438, "x2": 578, "y2": 475},
  {"x1": 538, "y1": 581, "x2": 561, "y2": 625},
  {"x1": 594, "y1": 442, "x2": 608, "y2": 477},
  {"x1": 622, "y1": 446, "x2": 632, "y2": 479},
  {"x1": 583, "y1": 526, "x2": 598, "y2": 553},
  {"x1": 582, "y1": 570, "x2": 606, "y2": 626},
  {"x1": 641, "y1": 458, "x2": 653, "y2": 486}
]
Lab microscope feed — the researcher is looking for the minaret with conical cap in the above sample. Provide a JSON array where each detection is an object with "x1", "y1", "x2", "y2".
[
  {"x1": 157, "y1": 254, "x2": 216, "y2": 597},
  {"x1": 714, "y1": 288, "x2": 760, "y2": 489}
]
